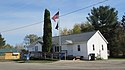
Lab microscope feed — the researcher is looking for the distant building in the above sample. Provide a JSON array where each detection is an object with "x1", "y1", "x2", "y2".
[
  {"x1": 0, "y1": 48, "x2": 20, "y2": 60},
  {"x1": 27, "y1": 30, "x2": 108, "y2": 60},
  {"x1": 27, "y1": 40, "x2": 43, "y2": 52}
]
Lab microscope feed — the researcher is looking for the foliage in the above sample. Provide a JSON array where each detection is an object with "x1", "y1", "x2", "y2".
[
  {"x1": 121, "y1": 13, "x2": 125, "y2": 28},
  {"x1": 61, "y1": 22, "x2": 94, "y2": 35},
  {"x1": 111, "y1": 26, "x2": 125, "y2": 56},
  {"x1": 15, "y1": 43, "x2": 24, "y2": 51},
  {"x1": 72, "y1": 24, "x2": 81, "y2": 34},
  {"x1": 42, "y1": 9, "x2": 52, "y2": 52},
  {"x1": 87, "y1": 6, "x2": 119, "y2": 56},
  {"x1": 87, "y1": 6, "x2": 118, "y2": 42},
  {"x1": 0, "y1": 34, "x2": 6, "y2": 49},
  {"x1": 111, "y1": 14, "x2": 125, "y2": 56},
  {"x1": 0, "y1": 34, "x2": 13, "y2": 49},
  {"x1": 61, "y1": 28, "x2": 72, "y2": 35},
  {"x1": 24, "y1": 34, "x2": 39, "y2": 45},
  {"x1": 3, "y1": 44, "x2": 13, "y2": 49},
  {"x1": 80, "y1": 21, "x2": 94, "y2": 32},
  {"x1": 87, "y1": 6, "x2": 118, "y2": 31}
]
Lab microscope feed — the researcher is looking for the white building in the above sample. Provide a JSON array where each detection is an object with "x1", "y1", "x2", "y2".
[
  {"x1": 27, "y1": 30, "x2": 108, "y2": 60},
  {"x1": 27, "y1": 41, "x2": 42, "y2": 52}
]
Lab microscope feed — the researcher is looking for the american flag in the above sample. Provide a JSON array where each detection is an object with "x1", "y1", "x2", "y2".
[{"x1": 52, "y1": 11, "x2": 59, "y2": 22}]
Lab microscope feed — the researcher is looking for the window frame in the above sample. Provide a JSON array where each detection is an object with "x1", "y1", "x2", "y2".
[
  {"x1": 77, "y1": 45, "x2": 80, "y2": 51},
  {"x1": 55, "y1": 46, "x2": 59, "y2": 52},
  {"x1": 35, "y1": 46, "x2": 38, "y2": 52},
  {"x1": 93, "y1": 44, "x2": 95, "y2": 51},
  {"x1": 102, "y1": 45, "x2": 104, "y2": 50}
]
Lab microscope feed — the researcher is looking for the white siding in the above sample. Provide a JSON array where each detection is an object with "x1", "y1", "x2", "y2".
[
  {"x1": 62, "y1": 42, "x2": 88, "y2": 59},
  {"x1": 27, "y1": 43, "x2": 42, "y2": 52},
  {"x1": 27, "y1": 47, "x2": 34, "y2": 52},
  {"x1": 36, "y1": 43, "x2": 42, "y2": 52},
  {"x1": 72, "y1": 43, "x2": 88, "y2": 59},
  {"x1": 62, "y1": 45, "x2": 73, "y2": 55},
  {"x1": 87, "y1": 31, "x2": 108, "y2": 59},
  {"x1": 27, "y1": 31, "x2": 108, "y2": 60},
  {"x1": 67, "y1": 45, "x2": 73, "y2": 55}
]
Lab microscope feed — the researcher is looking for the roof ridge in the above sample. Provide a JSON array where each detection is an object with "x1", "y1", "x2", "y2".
[{"x1": 53, "y1": 30, "x2": 97, "y2": 38}]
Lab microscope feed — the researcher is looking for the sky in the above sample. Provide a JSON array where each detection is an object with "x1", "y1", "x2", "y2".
[{"x1": 0, "y1": 0, "x2": 125, "y2": 46}]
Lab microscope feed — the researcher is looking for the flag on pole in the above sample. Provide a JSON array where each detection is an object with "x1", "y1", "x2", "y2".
[
  {"x1": 52, "y1": 11, "x2": 59, "y2": 22},
  {"x1": 55, "y1": 23, "x2": 59, "y2": 30}
]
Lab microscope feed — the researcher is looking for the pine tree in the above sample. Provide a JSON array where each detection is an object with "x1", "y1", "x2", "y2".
[
  {"x1": 42, "y1": 9, "x2": 52, "y2": 52},
  {"x1": 87, "y1": 6, "x2": 118, "y2": 32},
  {"x1": 0, "y1": 34, "x2": 6, "y2": 49},
  {"x1": 87, "y1": 6, "x2": 118, "y2": 56},
  {"x1": 121, "y1": 13, "x2": 125, "y2": 28}
]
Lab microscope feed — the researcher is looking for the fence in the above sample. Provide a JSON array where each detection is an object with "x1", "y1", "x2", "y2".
[
  {"x1": 0, "y1": 53, "x2": 5, "y2": 59},
  {"x1": 21, "y1": 52, "x2": 67, "y2": 60},
  {"x1": 30, "y1": 52, "x2": 66, "y2": 60},
  {"x1": 0, "y1": 56, "x2": 5, "y2": 59}
]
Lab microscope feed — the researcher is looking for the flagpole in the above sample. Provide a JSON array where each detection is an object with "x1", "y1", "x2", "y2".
[
  {"x1": 52, "y1": 10, "x2": 61, "y2": 53},
  {"x1": 58, "y1": 10, "x2": 61, "y2": 53}
]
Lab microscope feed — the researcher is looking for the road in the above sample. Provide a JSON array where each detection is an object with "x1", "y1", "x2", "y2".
[{"x1": 0, "y1": 60, "x2": 125, "y2": 70}]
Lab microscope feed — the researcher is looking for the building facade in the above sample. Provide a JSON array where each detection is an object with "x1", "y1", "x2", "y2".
[{"x1": 27, "y1": 31, "x2": 108, "y2": 60}]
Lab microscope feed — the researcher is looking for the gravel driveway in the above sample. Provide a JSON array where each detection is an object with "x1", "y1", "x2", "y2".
[{"x1": 0, "y1": 60, "x2": 125, "y2": 70}]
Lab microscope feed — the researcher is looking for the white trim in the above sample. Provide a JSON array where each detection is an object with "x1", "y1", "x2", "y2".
[{"x1": 97, "y1": 30, "x2": 108, "y2": 44}]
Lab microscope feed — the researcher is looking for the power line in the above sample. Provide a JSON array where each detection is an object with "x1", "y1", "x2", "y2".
[
  {"x1": 60, "y1": 0, "x2": 108, "y2": 17},
  {"x1": 1, "y1": 21, "x2": 43, "y2": 33},
  {"x1": 0, "y1": 0, "x2": 108, "y2": 33}
]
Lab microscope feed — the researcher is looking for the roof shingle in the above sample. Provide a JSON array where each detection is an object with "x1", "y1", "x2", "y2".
[{"x1": 52, "y1": 31, "x2": 96, "y2": 45}]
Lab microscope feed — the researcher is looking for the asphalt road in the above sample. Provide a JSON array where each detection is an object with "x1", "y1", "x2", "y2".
[{"x1": 0, "y1": 60, "x2": 125, "y2": 70}]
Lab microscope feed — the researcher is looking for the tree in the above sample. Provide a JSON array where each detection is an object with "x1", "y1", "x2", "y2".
[
  {"x1": 61, "y1": 22, "x2": 94, "y2": 35},
  {"x1": 80, "y1": 21, "x2": 94, "y2": 32},
  {"x1": 3, "y1": 44, "x2": 13, "y2": 49},
  {"x1": 0, "y1": 34, "x2": 6, "y2": 49},
  {"x1": 115, "y1": 14, "x2": 125, "y2": 56},
  {"x1": 117, "y1": 30, "x2": 125, "y2": 56},
  {"x1": 24, "y1": 34, "x2": 39, "y2": 45},
  {"x1": 87, "y1": 6, "x2": 119, "y2": 56},
  {"x1": 121, "y1": 13, "x2": 125, "y2": 28},
  {"x1": 112, "y1": 25, "x2": 125, "y2": 56},
  {"x1": 72, "y1": 24, "x2": 81, "y2": 34},
  {"x1": 61, "y1": 28, "x2": 69, "y2": 35},
  {"x1": 15, "y1": 43, "x2": 25, "y2": 51},
  {"x1": 87, "y1": 6, "x2": 118, "y2": 32},
  {"x1": 42, "y1": 9, "x2": 52, "y2": 52},
  {"x1": 61, "y1": 28, "x2": 72, "y2": 35}
]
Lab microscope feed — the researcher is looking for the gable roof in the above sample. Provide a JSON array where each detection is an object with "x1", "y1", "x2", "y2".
[
  {"x1": 52, "y1": 31, "x2": 97, "y2": 45},
  {"x1": 97, "y1": 30, "x2": 108, "y2": 44},
  {"x1": 0, "y1": 48, "x2": 18, "y2": 53},
  {"x1": 27, "y1": 40, "x2": 43, "y2": 48},
  {"x1": 27, "y1": 30, "x2": 108, "y2": 47}
]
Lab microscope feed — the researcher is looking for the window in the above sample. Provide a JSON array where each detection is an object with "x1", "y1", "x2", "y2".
[
  {"x1": 32, "y1": 47, "x2": 34, "y2": 50},
  {"x1": 102, "y1": 45, "x2": 104, "y2": 50},
  {"x1": 55, "y1": 46, "x2": 59, "y2": 52},
  {"x1": 35, "y1": 46, "x2": 38, "y2": 52},
  {"x1": 12, "y1": 54, "x2": 18, "y2": 56},
  {"x1": 77, "y1": 45, "x2": 80, "y2": 51},
  {"x1": 93, "y1": 44, "x2": 95, "y2": 51}
]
